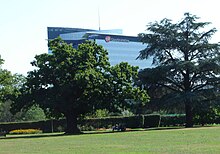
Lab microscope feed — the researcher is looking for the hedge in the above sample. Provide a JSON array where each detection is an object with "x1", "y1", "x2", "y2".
[
  {"x1": 0, "y1": 119, "x2": 66, "y2": 133},
  {"x1": 80, "y1": 115, "x2": 143, "y2": 129},
  {"x1": 193, "y1": 115, "x2": 220, "y2": 125},
  {"x1": 160, "y1": 114, "x2": 185, "y2": 127},
  {"x1": 80, "y1": 114, "x2": 161, "y2": 129},
  {"x1": 144, "y1": 114, "x2": 161, "y2": 128},
  {"x1": 0, "y1": 114, "x2": 161, "y2": 132}
]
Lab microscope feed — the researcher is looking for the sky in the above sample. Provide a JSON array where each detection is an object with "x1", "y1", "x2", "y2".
[{"x1": 0, "y1": 0, "x2": 220, "y2": 75}]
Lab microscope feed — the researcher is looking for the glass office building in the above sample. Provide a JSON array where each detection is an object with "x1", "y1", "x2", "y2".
[{"x1": 47, "y1": 27, "x2": 152, "y2": 69}]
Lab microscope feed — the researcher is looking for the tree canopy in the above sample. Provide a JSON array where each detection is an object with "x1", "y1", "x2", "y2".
[
  {"x1": 12, "y1": 38, "x2": 149, "y2": 134},
  {"x1": 0, "y1": 55, "x2": 23, "y2": 103},
  {"x1": 0, "y1": 55, "x2": 26, "y2": 122},
  {"x1": 137, "y1": 13, "x2": 220, "y2": 127}
]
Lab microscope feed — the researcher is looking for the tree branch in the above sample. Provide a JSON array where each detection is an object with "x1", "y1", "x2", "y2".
[
  {"x1": 192, "y1": 82, "x2": 208, "y2": 92},
  {"x1": 165, "y1": 77, "x2": 184, "y2": 91},
  {"x1": 157, "y1": 82, "x2": 181, "y2": 92}
]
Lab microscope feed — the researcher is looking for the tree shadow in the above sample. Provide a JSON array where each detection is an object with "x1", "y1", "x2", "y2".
[
  {"x1": 0, "y1": 125, "x2": 209, "y2": 140},
  {"x1": 0, "y1": 133, "x2": 67, "y2": 140},
  {"x1": 83, "y1": 125, "x2": 213, "y2": 135},
  {"x1": 82, "y1": 126, "x2": 185, "y2": 135}
]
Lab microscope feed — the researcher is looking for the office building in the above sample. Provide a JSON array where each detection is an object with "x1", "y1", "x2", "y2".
[{"x1": 47, "y1": 27, "x2": 152, "y2": 69}]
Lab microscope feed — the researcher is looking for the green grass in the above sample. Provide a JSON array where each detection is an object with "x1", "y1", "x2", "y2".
[{"x1": 1, "y1": 126, "x2": 220, "y2": 154}]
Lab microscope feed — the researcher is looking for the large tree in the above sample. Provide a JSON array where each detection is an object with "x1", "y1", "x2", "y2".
[
  {"x1": 137, "y1": 13, "x2": 220, "y2": 127},
  {"x1": 12, "y1": 38, "x2": 148, "y2": 134}
]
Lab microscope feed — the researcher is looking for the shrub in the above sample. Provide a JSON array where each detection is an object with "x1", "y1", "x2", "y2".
[
  {"x1": 0, "y1": 114, "x2": 161, "y2": 133},
  {"x1": 84, "y1": 109, "x2": 110, "y2": 119},
  {"x1": 57, "y1": 125, "x2": 65, "y2": 132},
  {"x1": 160, "y1": 114, "x2": 185, "y2": 127},
  {"x1": 0, "y1": 119, "x2": 67, "y2": 133},
  {"x1": 80, "y1": 115, "x2": 161, "y2": 129},
  {"x1": 23, "y1": 105, "x2": 46, "y2": 121},
  {"x1": 79, "y1": 125, "x2": 95, "y2": 131},
  {"x1": 93, "y1": 109, "x2": 109, "y2": 118},
  {"x1": 9, "y1": 129, "x2": 42, "y2": 134},
  {"x1": 144, "y1": 114, "x2": 161, "y2": 128},
  {"x1": 80, "y1": 115, "x2": 144, "y2": 129},
  {"x1": 193, "y1": 107, "x2": 220, "y2": 126}
]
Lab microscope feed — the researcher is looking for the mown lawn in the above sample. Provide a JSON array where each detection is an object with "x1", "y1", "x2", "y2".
[{"x1": 0, "y1": 126, "x2": 220, "y2": 154}]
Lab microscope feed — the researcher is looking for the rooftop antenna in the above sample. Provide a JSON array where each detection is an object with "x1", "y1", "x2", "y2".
[{"x1": 98, "y1": 7, "x2": 101, "y2": 31}]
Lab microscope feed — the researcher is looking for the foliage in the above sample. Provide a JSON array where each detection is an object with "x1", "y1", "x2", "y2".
[
  {"x1": 0, "y1": 119, "x2": 66, "y2": 133},
  {"x1": 0, "y1": 101, "x2": 46, "y2": 122},
  {"x1": 0, "y1": 68, "x2": 18, "y2": 102},
  {"x1": 80, "y1": 115, "x2": 160, "y2": 129},
  {"x1": 0, "y1": 55, "x2": 4, "y2": 66},
  {"x1": 0, "y1": 100, "x2": 15, "y2": 122},
  {"x1": 0, "y1": 55, "x2": 28, "y2": 122},
  {"x1": 137, "y1": 13, "x2": 220, "y2": 127},
  {"x1": 193, "y1": 102, "x2": 220, "y2": 125},
  {"x1": 0, "y1": 100, "x2": 24, "y2": 122},
  {"x1": 108, "y1": 62, "x2": 149, "y2": 111},
  {"x1": 22, "y1": 105, "x2": 46, "y2": 121},
  {"x1": 12, "y1": 38, "x2": 149, "y2": 134},
  {"x1": 121, "y1": 109, "x2": 134, "y2": 116},
  {"x1": 0, "y1": 114, "x2": 160, "y2": 133},
  {"x1": 9, "y1": 129, "x2": 42, "y2": 134},
  {"x1": 0, "y1": 55, "x2": 25, "y2": 102},
  {"x1": 85, "y1": 109, "x2": 110, "y2": 118},
  {"x1": 94, "y1": 109, "x2": 109, "y2": 118},
  {"x1": 160, "y1": 114, "x2": 185, "y2": 127},
  {"x1": 81, "y1": 116, "x2": 143, "y2": 129},
  {"x1": 143, "y1": 114, "x2": 161, "y2": 127}
]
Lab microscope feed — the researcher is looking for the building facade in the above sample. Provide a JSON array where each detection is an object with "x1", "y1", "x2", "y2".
[{"x1": 47, "y1": 27, "x2": 151, "y2": 69}]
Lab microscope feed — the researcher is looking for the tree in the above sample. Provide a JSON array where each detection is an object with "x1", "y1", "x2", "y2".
[
  {"x1": 0, "y1": 55, "x2": 3, "y2": 66},
  {"x1": 0, "y1": 55, "x2": 26, "y2": 122},
  {"x1": 12, "y1": 38, "x2": 149, "y2": 134},
  {"x1": 22, "y1": 104, "x2": 46, "y2": 121},
  {"x1": 0, "y1": 56, "x2": 25, "y2": 103},
  {"x1": 0, "y1": 57, "x2": 14, "y2": 102},
  {"x1": 107, "y1": 62, "x2": 149, "y2": 114},
  {"x1": 137, "y1": 13, "x2": 220, "y2": 127}
]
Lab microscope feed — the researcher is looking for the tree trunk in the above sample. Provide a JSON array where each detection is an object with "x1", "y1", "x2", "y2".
[
  {"x1": 65, "y1": 112, "x2": 80, "y2": 134},
  {"x1": 185, "y1": 102, "x2": 193, "y2": 128}
]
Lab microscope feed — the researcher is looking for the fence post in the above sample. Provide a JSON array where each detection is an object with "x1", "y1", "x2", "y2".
[{"x1": 51, "y1": 119, "x2": 54, "y2": 133}]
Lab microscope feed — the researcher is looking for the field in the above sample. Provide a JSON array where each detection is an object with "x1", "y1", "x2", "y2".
[{"x1": 1, "y1": 126, "x2": 220, "y2": 154}]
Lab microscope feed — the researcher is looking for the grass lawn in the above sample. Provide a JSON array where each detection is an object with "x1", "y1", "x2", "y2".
[{"x1": 0, "y1": 126, "x2": 220, "y2": 154}]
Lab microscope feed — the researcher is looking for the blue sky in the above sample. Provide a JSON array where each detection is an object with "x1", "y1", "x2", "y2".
[{"x1": 1, "y1": 0, "x2": 219, "y2": 75}]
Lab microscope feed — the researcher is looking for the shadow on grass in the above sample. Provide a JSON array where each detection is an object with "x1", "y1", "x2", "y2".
[
  {"x1": 1, "y1": 125, "x2": 212, "y2": 140},
  {"x1": 0, "y1": 133, "x2": 67, "y2": 140},
  {"x1": 84, "y1": 126, "x2": 185, "y2": 135}
]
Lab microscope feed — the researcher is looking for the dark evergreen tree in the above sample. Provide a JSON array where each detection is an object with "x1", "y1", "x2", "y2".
[{"x1": 137, "y1": 13, "x2": 220, "y2": 127}]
